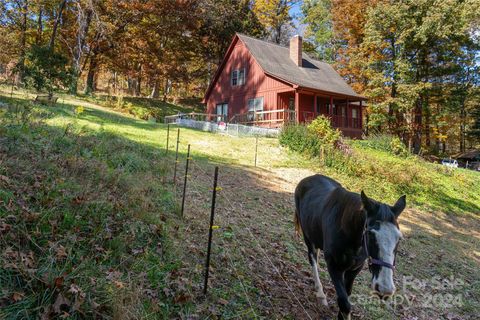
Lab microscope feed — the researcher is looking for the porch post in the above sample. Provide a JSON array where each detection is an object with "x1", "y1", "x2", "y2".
[
  {"x1": 346, "y1": 99, "x2": 349, "y2": 128},
  {"x1": 359, "y1": 100, "x2": 363, "y2": 128},
  {"x1": 295, "y1": 90, "x2": 300, "y2": 123},
  {"x1": 329, "y1": 96, "x2": 333, "y2": 116},
  {"x1": 329, "y1": 96, "x2": 334, "y2": 127},
  {"x1": 314, "y1": 95, "x2": 318, "y2": 119}
]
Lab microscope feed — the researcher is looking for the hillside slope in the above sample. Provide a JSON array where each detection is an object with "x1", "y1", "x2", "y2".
[{"x1": 0, "y1": 90, "x2": 478, "y2": 319}]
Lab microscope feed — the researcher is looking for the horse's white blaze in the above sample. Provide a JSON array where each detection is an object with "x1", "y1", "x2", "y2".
[
  {"x1": 310, "y1": 252, "x2": 328, "y2": 306},
  {"x1": 371, "y1": 222, "x2": 402, "y2": 296}
]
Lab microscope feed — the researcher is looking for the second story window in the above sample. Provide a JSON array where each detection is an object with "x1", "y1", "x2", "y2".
[{"x1": 231, "y1": 68, "x2": 246, "y2": 86}]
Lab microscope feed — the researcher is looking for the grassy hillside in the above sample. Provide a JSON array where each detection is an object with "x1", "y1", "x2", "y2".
[
  {"x1": 77, "y1": 94, "x2": 204, "y2": 122},
  {"x1": 0, "y1": 89, "x2": 478, "y2": 319},
  {"x1": 0, "y1": 93, "x2": 181, "y2": 318}
]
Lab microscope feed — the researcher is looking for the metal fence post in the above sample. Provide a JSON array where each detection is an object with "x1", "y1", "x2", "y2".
[
  {"x1": 181, "y1": 144, "x2": 191, "y2": 217},
  {"x1": 254, "y1": 136, "x2": 258, "y2": 167},
  {"x1": 173, "y1": 128, "x2": 180, "y2": 184},
  {"x1": 203, "y1": 166, "x2": 219, "y2": 295},
  {"x1": 165, "y1": 124, "x2": 170, "y2": 154}
]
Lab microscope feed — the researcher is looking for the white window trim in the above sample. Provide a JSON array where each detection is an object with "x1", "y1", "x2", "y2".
[
  {"x1": 216, "y1": 103, "x2": 228, "y2": 122},
  {"x1": 231, "y1": 68, "x2": 246, "y2": 86},
  {"x1": 248, "y1": 97, "x2": 264, "y2": 112}
]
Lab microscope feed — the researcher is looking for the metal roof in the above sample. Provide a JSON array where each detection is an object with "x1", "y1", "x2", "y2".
[{"x1": 237, "y1": 33, "x2": 364, "y2": 99}]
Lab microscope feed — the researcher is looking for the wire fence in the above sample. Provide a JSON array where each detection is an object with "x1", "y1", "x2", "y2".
[{"x1": 163, "y1": 126, "x2": 315, "y2": 319}]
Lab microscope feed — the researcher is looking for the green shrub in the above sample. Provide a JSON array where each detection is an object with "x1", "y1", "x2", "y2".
[
  {"x1": 354, "y1": 134, "x2": 409, "y2": 157},
  {"x1": 307, "y1": 115, "x2": 341, "y2": 145},
  {"x1": 23, "y1": 45, "x2": 73, "y2": 94},
  {"x1": 279, "y1": 124, "x2": 321, "y2": 156},
  {"x1": 279, "y1": 115, "x2": 343, "y2": 158}
]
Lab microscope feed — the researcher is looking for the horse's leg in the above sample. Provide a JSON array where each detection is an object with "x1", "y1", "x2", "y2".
[
  {"x1": 345, "y1": 266, "x2": 362, "y2": 296},
  {"x1": 307, "y1": 244, "x2": 328, "y2": 306},
  {"x1": 326, "y1": 258, "x2": 350, "y2": 320}
]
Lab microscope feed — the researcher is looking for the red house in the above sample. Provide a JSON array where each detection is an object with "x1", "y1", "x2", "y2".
[{"x1": 203, "y1": 33, "x2": 366, "y2": 138}]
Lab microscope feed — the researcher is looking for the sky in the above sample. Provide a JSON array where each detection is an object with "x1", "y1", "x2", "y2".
[{"x1": 290, "y1": 1, "x2": 306, "y2": 36}]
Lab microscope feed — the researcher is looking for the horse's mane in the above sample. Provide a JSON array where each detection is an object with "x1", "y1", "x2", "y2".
[{"x1": 326, "y1": 187, "x2": 366, "y2": 232}]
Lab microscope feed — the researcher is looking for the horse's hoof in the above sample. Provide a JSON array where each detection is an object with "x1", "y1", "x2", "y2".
[{"x1": 316, "y1": 296, "x2": 328, "y2": 306}]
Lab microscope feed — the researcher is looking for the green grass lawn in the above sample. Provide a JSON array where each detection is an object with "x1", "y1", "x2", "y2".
[
  {"x1": 0, "y1": 89, "x2": 478, "y2": 319},
  {"x1": 76, "y1": 92, "x2": 204, "y2": 122}
]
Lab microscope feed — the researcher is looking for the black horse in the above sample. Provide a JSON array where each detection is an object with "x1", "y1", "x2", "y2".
[{"x1": 294, "y1": 175, "x2": 406, "y2": 320}]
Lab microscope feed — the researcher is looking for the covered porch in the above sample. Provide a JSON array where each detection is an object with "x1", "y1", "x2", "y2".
[
  {"x1": 277, "y1": 89, "x2": 364, "y2": 138},
  {"x1": 229, "y1": 89, "x2": 365, "y2": 138}
]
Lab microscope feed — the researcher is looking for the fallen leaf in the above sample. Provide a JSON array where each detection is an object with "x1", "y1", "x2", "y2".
[
  {"x1": 68, "y1": 284, "x2": 81, "y2": 295},
  {"x1": 0, "y1": 220, "x2": 11, "y2": 234},
  {"x1": 12, "y1": 292, "x2": 24, "y2": 302},
  {"x1": 20, "y1": 251, "x2": 36, "y2": 268},
  {"x1": 56, "y1": 245, "x2": 67, "y2": 260},
  {"x1": 106, "y1": 270, "x2": 122, "y2": 281},
  {"x1": 113, "y1": 280, "x2": 124, "y2": 289},
  {"x1": 174, "y1": 293, "x2": 191, "y2": 304},
  {"x1": 54, "y1": 276, "x2": 64, "y2": 288},
  {"x1": 91, "y1": 299, "x2": 100, "y2": 309},
  {"x1": 53, "y1": 294, "x2": 71, "y2": 314},
  {"x1": 0, "y1": 175, "x2": 10, "y2": 184}
]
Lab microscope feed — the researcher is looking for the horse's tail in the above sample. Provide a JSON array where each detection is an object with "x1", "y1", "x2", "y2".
[{"x1": 294, "y1": 194, "x2": 302, "y2": 238}]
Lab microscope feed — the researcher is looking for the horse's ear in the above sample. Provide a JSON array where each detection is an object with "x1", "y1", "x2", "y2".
[
  {"x1": 361, "y1": 190, "x2": 375, "y2": 214},
  {"x1": 391, "y1": 195, "x2": 406, "y2": 217}
]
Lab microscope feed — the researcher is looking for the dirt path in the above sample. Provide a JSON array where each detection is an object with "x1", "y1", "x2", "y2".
[
  {"x1": 170, "y1": 163, "x2": 326, "y2": 319},
  {"x1": 171, "y1": 161, "x2": 479, "y2": 319}
]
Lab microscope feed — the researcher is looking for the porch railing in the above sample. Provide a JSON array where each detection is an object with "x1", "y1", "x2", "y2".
[
  {"x1": 302, "y1": 112, "x2": 361, "y2": 129},
  {"x1": 302, "y1": 111, "x2": 316, "y2": 123},
  {"x1": 164, "y1": 112, "x2": 225, "y2": 124},
  {"x1": 330, "y1": 115, "x2": 361, "y2": 129},
  {"x1": 230, "y1": 109, "x2": 296, "y2": 127}
]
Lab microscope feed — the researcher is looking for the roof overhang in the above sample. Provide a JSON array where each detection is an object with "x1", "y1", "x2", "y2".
[
  {"x1": 203, "y1": 33, "x2": 368, "y2": 104},
  {"x1": 202, "y1": 35, "x2": 241, "y2": 104}
]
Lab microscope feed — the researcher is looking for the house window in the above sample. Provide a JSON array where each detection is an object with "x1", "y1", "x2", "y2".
[
  {"x1": 231, "y1": 68, "x2": 246, "y2": 86},
  {"x1": 289, "y1": 97, "x2": 295, "y2": 110},
  {"x1": 216, "y1": 103, "x2": 228, "y2": 122},
  {"x1": 352, "y1": 108, "x2": 358, "y2": 119},
  {"x1": 248, "y1": 97, "x2": 264, "y2": 112},
  {"x1": 352, "y1": 108, "x2": 360, "y2": 128},
  {"x1": 247, "y1": 97, "x2": 264, "y2": 121}
]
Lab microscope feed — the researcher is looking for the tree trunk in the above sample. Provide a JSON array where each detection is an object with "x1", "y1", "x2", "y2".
[
  {"x1": 127, "y1": 78, "x2": 136, "y2": 95},
  {"x1": 49, "y1": 0, "x2": 67, "y2": 52},
  {"x1": 150, "y1": 80, "x2": 160, "y2": 99},
  {"x1": 70, "y1": 6, "x2": 92, "y2": 94},
  {"x1": 135, "y1": 77, "x2": 141, "y2": 96},
  {"x1": 162, "y1": 78, "x2": 170, "y2": 102},
  {"x1": 412, "y1": 98, "x2": 423, "y2": 154},
  {"x1": 388, "y1": 86, "x2": 396, "y2": 132},
  {"x1": 85, "y1": 50, "x2": 98, "y2": 94},
  {"x1": 16, "y1": 0, "x2": 28, "y2": 85},
  {"x1": 36, "y1": 5, "x2": 43, "y2": 45},
  {"x1": 460, "y1": 101, "x2": 466, "y2": 153},
  {"x1": 388, "y1": 38, "x2": 397, "y2": 134},
  {"x1": 113, "y1": 72, "x2": 118, "y2": 95},
  {"x1": 425, "y1": 102, "x2": 431, "y2": 148}
]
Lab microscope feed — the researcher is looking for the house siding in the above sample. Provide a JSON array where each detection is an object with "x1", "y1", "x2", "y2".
[
  {"x1": 205, "y1": 39, "x2": 293, "y2": 120},
  {"x1": 203, "y1": 34, "x2": 365, "y2": 138}
]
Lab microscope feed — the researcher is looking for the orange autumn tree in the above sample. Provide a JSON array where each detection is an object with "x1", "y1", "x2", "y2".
[{"x1": 331, "y1": 0, "x2": 377, "y2": 94}]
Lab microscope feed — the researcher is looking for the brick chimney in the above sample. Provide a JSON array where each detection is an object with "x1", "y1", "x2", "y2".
[{"x1": 290, "y1": 35, "x2": 302, "y2": 67}]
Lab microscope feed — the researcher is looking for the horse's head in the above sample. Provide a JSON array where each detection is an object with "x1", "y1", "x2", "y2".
[{"x1": 361, "y1": 191, "x2": 406, "y2": 300}]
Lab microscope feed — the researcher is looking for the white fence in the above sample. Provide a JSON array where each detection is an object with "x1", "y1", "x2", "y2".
[{"x1": 175, "y1": 119, "x2": 279, "y2": 137}]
